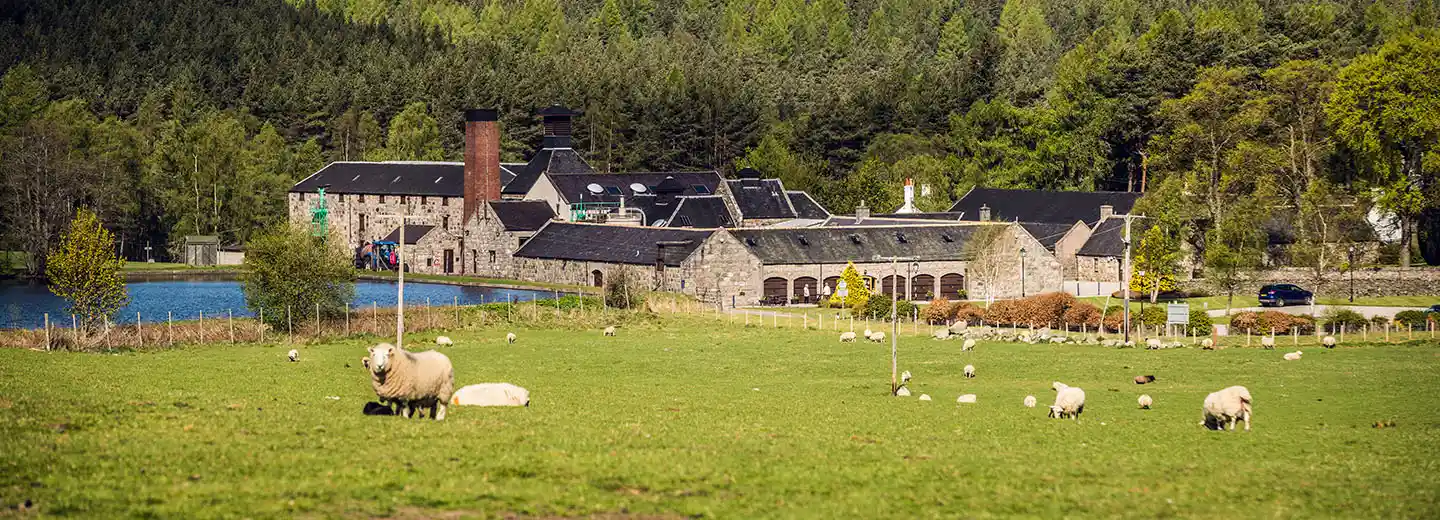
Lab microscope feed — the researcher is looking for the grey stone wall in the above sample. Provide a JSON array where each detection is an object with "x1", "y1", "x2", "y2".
[
  {"x1": 1181, "y1": 267, "x2": 1440, "y2": 298},
  {"x1": 289, "y1": 192, "x2": 465, "y2": 252}
]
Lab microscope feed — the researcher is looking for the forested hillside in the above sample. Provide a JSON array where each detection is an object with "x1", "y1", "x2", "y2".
[{"x1": 0, "y1": 0, "x2": 1437, "y2": 271}]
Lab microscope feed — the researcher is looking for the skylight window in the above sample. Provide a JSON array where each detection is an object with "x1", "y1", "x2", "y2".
[
  {"x1": 693, "y1": 185, "x2": 711, "y2": 194},
  {"x1": 604, "y1": 186, "x2": 623, "y2": 195},
  {"x1": 434, "y1": 177, "x2": 443, "y2": 183},
  {"x1": 391, "y1": 176, "x2": 401, "y2": 184},
  {"x1": 351, "y1": 175, "x2": 361, "y2": 182}
]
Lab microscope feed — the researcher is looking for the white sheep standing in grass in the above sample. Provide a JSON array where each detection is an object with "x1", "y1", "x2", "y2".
[
  {"x1": 963, "y1": 364, "x2": 975, "y2": 378},
  {"x1": 604, "y1": 326, "x2": 616, "y2": 337},
  {"x1": 435, "y1": 336, "x2": 453, "y2": 346},
  {"x1": 1283, "y1": 350, "x2": 1302, "y2": 361},
  {"x1": 868, "y1": 331, "x2": 886, "y2": 343},
  {"x1": 863, "y1": 328, "x2": 873, "y2": 338},
  {"x1": 451, "y1": 383, "x2": 529, "y2": 407},
  {"x1": 367, "y1": 343, "x2": 455, "y2": 420},
  {"x1": 1202, "y1": 385, "x2": 1253, "y2": 431},
  {"x1": 901, "y1": 370, "x2": 912, "y2": 385},
  {"x1": 1201, "y1": 338, "x2": 1215, "y2": 350},
  {"x1": 1322, "y1": 335, "x2": 1336, "y2": 348},
  {"x1": 506, "y1": 332, "x2": 517, "y2": 344},
  {"x1": 287, "y1": 349, "x2": 299, "y2": 362},
  {"x1": 1138, "y1": 394, "x2": 1153, "y2": 409},
  {"x1": 839, "y1": 331, "x2": 857, "y2": 343},
  {"x1": 962, "y1": 339, "x2": 976, "y2": 352},
  {"x1": 1049, "y1": 386, "x2": 1086, "y2": 420},
  {"x1": 1260, "y1": 336, "x2": 1275, "y2": 349},
  {"x1": 1146, "y1": 338, "x2": 1163, "y2": 349},
  {"x1": 1023, "y1": 395, "x2": 1037, "y2": 408}
]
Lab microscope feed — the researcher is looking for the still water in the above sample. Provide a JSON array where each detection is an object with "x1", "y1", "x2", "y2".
[{"x1": 0, "y1": 279, "x2": 555, "y2": 329}]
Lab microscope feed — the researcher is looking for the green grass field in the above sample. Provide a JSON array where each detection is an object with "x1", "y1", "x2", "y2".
[{"x1": 2, "y1": 314, "x2": 1439, "y2": 518}]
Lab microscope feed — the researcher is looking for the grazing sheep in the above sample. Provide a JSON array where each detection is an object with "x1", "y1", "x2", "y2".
[
  {"x1": 506, "y1": 332, "x2": 517, "y2": 344},
  {"x1": 451, "y1": 383, "x2": 530, "y2": 407},
  {"x1": 1283, "y1": 350, "x2": 1302, "y2": 361},
  {"x1": 1260, "y1": 336, "x2": 1275, "y2": 349},
  {"x1": 901, "y1": 370, "x2": 912, "y2": 384},
  {"x1": 1134, "y1": 375, "x2": 1156, "y2": 385},
  {"x1": 1024, "y1": 395, "x2": 1037, "y2": 408},
  {"x1": 1202, "y1": 386, "x2": 1253, "y2": 431},
  {"x1": 956, "y1": 394, "x2": 977, "y2": 403},
  {"x1": 1201, "y1": 338, "x2": 1215, "y2": 350},
  {"x1": 435, "y1": 336, "x2": 453, "y2": 346},
  {"x1": 1052, "y1": 381, "x2": 1069, "y2": 391},
  {"x1": 895, "y1": 386, "x2": 912, "y2": 397},
  {"x1": 868, "y1": 331, "x2": 886, "y2": 343},
  {"x1": 918, "y1": 394, "x2": 932, "y2": 401},
  {"x1": 839, "y1": 331, "x2": 857, "y2": 343},
  {"x1": 287, "y1": 349, "x2": 299, "y2": 362},
  {"x1": 863, "y1": 328, "x2": 873, "y2": 338},
  {"x1": 933, "y1": 328, "x2": 951, "y2": 340},
  {"x1": 1049, "y1": 386, "x2": 1086, "y2": 419},
  {"x1": 962, "y1": 339, "x2": 977, "y2": 352},
  {"x1": 367, "y1": 343, "x2": 455, "y2": 420},
  {"x1": 1322, "y1": 335, "x2": 1336, "y2": 348},
  {"x1": 1138, "y1": 394, "x2": 1153, "y2": 409},
  {"x1": 963, "y1": 365, "x2": 975, "y2": 378},
  {"x1": 604, "y1": 326, "x2": 616, "y2": 337},
  {"x1": 1145, "y1": 338, "x2": 1162, "y2": 349}
]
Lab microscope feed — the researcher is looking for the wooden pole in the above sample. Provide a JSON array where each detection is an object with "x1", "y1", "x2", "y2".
[
  {"x1": 259, "y1": 309, "x2": 264, "y2": 343},
  {"x1": 315, "y1": 302, "x2": 320, "y2": 337},
  {"x1": 137, "y1": 312, "x2": 142, "y2": 347},
  {"x1": 287, "y1": 305, "x2": 292, "y2": 344},
  {"x1": 345, "y1": 304, "x2": 350, "y2": 336},
  {"x1": 104, "y1": 316, "x2": 110, "y2": 350},
  {"x1": 229, "y1": 309, "x2": 235, "y2": 343},
  {"x1": 167, "y1": 312, "x2": 172, "y2": 346},
  {"x1": 43, "y1": 313, "x2": 49, "y2": 351},
  {"x1": 198, "y1": 310, "x2": 204, "y2": 343},
  {"x1": 373, "y1": 302, "x2": 378, "y2": 333},
  {"x1": 454, "y1": 296, "x2": 459, "y2": 325},
  {"x1": 72, "y1": 314, "x2": 77, "y2": 345}
]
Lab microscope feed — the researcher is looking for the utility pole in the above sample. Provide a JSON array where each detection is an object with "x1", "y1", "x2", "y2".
[
  {"x1": 876, "y1": 255, "x2": 918, "y2": 395},
  {"x1": 376, "y1": 212, "x2": 426, "y2": 349},
  {"x1": 1113, "y1": 213, "x2": 1144, "y2": 343}
]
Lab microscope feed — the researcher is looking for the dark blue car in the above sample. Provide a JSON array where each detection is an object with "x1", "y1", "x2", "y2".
[{"x1": 1258, "y1": 284, "x2": 1313, "y2": 307}]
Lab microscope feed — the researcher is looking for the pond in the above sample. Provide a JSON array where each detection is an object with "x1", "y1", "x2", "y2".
[{"x1": 0, "y1": 278, "x2": 558, "y2": 329}]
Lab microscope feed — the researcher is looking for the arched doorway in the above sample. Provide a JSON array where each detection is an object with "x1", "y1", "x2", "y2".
[
  {"x1": 793, "y1": 276, "x2": 818, "y2": 304},
  {"x1": 940, "y1": 273, "x2": 965, "y2": 300},
  {"x1": 823, "y1": 276, "x2": 840, "y2": 295},
  {"x1": 591, "y1": 270, "x2": 604, "y2": 287},
  {"x1": 881, "y1": 275, "x2": 906, "y2": 297},
  {"x1": 762, "y1": 277, "x2": 789, "y2": 304},
  {"x1": 911, "y1": 274, "x2": 935, "y2": 301}
]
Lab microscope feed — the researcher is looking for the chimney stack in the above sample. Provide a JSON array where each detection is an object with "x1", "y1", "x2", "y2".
[
  {"x1": 855, "y1": 200, "x2": 870, "y2": 222},
  {"x1": 464, "y1": 108, "x2": 501, "y2": 223},
  {"x1": 537, "y1": 104, "x2": 579, "y2": 149},
  {"x1": 979, "y1": 204, "x2": 991, "y2": 222},
  {"x1": 896, "y1": 178, "x2": 917, "y2": 214},
  {"x1": 1099, "y1": 204, "x2": 1114, "y2": 222}
]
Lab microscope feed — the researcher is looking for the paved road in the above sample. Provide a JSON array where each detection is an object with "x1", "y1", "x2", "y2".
[{"x1": 1205, "y1": 305, "x2": 1428, "y2": 319}]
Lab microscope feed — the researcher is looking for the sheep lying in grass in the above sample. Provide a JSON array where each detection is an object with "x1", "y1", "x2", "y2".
[
  {"x1": 1138, "y1": 394, "x2": 1153, "y2": 409},
  {"x1": 506, "y1": 332, "x2": 517, "y2": 344},
  {"x1": 604, "y1": 326, "x2": 616, "y2": 337},
  {"x1": 1049, "y1": 385, "x2": 1086, "y2": 419},
  {"x1": 1145, "y1": 338, "x2": 1163, "y2": 349},
  {"x1": 1202, "y1": 386, "x2": 1253, "y2": 431},
  {"x1": 895, "y1": 386, "x2": 911, "y2": 397},
  {"x1": 1134, "y1": 375, "x2": 1156, "y2": 385},
  {"x1": 288, "y1": 349, "x2": 299, "y2": 362},
  {"x1": 451, "y1": 383, "x2": 529, "y2": 407},
  {"x1": 1024, "y1": 395, "x2": 1037, "y2": 408},
  {"x1": 1322, "y1": 335, "x2": 1336, "y2": 348},
  {"x1": 839, "y1": 331, "x2": 857, "y2": 343},
  {"x1": 1283, "y1": 350, "x2": 1302, "y2": 361},
  {"x1": 1260, "y1": 336, "x2": 1275, "y2": 349},
  {"x1": 963, "y1": 365, "x2": 975, "y2": 378},
  {"x1": 933, "y1": 328, "x2": 951, "y2": 340},
  {"x1": 367, "y1": 343, "x2": 455, "y2": 420},
  {"x1": 956, "y1": 394, "x2": 977, "y2": 403},
  {"x1": 1201, "y1": 338, "x2": 1215, "y2": 350},
  {"x1": 962, "y1": 339, "x2": 976, "y2": 352},
  {"x1": 435, "y1": 336, "x2": 453, "y2": 346},
  {"x1": 918, "y1": 394, "x2": 932, "y2": 401},
  {"x1": 868, "y1": 331, "x2": 886, "y2": 343}
]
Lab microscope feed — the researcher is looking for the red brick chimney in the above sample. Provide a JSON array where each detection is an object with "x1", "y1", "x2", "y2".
[{"x1": 463, "y1": 108, "x2": 501, "y2": 223}]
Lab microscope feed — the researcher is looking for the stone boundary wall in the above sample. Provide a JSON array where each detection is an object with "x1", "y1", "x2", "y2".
[{"x1": 1180, "y1": 267, "x2": 1440, "y2": 298}]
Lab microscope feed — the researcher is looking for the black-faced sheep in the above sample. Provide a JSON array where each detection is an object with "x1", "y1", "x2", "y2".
[{"x1": 1202, "y1": 385, "x2": 1252, "y2": 431}]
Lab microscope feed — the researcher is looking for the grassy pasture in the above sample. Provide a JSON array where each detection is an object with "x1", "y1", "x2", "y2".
[{"x1": 1, "y1": 314, "x2": 1438, "y2": 518}]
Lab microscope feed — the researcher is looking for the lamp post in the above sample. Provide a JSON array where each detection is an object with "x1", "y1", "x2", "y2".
[
  {"x1": 875, "y1": 254, "x2": 919, "y2": 396},
  {"x1": 1348, "y1": 245, "x2": 1356, "y2": 303},
  {"x1": 1019, "y1": 247, "x2": 1028, "y2": 297}
]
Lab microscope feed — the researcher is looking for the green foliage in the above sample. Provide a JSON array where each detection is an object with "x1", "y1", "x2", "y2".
[
  {"x1": 46, "y1": 209, "x2": 129, "y2": 332},
  {"x1": 860, "y1": 294, "x2": 916, "y2": 322},
  {"x1": 1138, "y1": 305, "x2": 1167, "y2": 327},
  {"x1": 1393, "y1": 310, "x2": 1431, "y2": 329},
  {"x1": 1130, "y1": 225, "x2": 1180, "y2": 301},
  {"x1": 827, "y1": 262, "x2": 870, "y2": 308},
  {"x1": 604, "y1": 268, "x2": 647, "y2": 310},
  {"x1": 241, "y1": 225, "x2": 357, "y2": 331},
  {"x1": 1188, "y1": 310, "x2": 1213, "y2": 337},
  {"x1": 1322, "y1": 308, "x2": 1368, "y2": 333},
  {"x1": 380, "y1": 102, "x2": 444, "y2": 161}
]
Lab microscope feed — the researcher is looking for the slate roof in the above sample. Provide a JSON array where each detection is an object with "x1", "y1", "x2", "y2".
[
  {"x1": 731, "y1": 224, "x2": 985, "y2": 264},
  {"x1": 666, "y1": 196, "x2": 737, "y2": 228},
  {"x1": 514, "y1": 222, "x2": 714, "y2": 266},
  {"x1": 948, "y1": 187, "x2": 1142, "y2": 225},
  {"x1": 501, "y1": 148, "x2": 596, "y2": 195},
  {"x1": 381, "y1": 225, "x2": 435, "y2": 245},
  {"x1": 487, "y1": 200, "x2": 555, "y2": 231},
  {"x1": 1076, "y1": 217, "x2": 1135, "y2": 257},
  {"x1": 786, "y1": 191, "x2": 830, "y2": 219},
  {"x1": 500, "y1": 163, "x2": 523, "y2": 188},
  {"x1": 548, "y1": 172, "x2": 723, "y2": 204},
  {"x1": 726, "y1": 178, "x2": 796, "y2": 219},
  {"x1": 873, "y1": 212, "x2": 966, "y2": 221},
  {"x1": 821, "y1": 216, "x2": 944, "y2": 227},
  {"x1": 292, "y1": 162, "x2": 464, "y2": 196},
  {"x1": 1018, "y1": 221, "x2": 1080, "y2": 252}
]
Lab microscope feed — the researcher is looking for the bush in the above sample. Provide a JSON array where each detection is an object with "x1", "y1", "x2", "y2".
[
  {"x1": 242, "y1": 224, "x2": 356, "y2": 331},
  {"x1": 953, "y1": 303, "x2": 984, "y2": 325},
  {"x1": 1394, "y1": 310, "x2": 1431, "y2": 329},
  {"x1": 1018, "y1": 292, "x2": 1077, "y2": 327},
  {"x1": 1369, "y1": 315, "x2": 1390, "y2": 328},
  {"x1": 1322, "y1": 308, "x2": 1368, "y2": 333},
  {"x1": 47, "y1": 209, "x2": 130, "y2": 333},
  {"x1": 921, "y1": 298, "x2": 955, "y2": 324},
  {"x1": 982, "y1": 299, "x2": 1020, "y2": 326},
  {"x1": 604, "y1": 268, "x2": 647, "y2": 309},
  {"x1": 1062, "y1": 302, "x2": 1103, "y2": 329},
  {"x1": 1138, "y1": 305, "x2": 1167, "y2": 327},
  {"x1": 1233, "y1": 311, "x2": 1315, "y2": 335},
  {"x1": 954, "y1": 289, "x2": 968, "y2": 300},
  {"x1": 860, "y1": 295, "x2": 917, "y2": 321},
  {"x1": 1101, "y1": 306, "x2": 1132, "y2": 333},
  {"x1": 1188, "y1": 310, "x2": 1213, "y2": 336}
]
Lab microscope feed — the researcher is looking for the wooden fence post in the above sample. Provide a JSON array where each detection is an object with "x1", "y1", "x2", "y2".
[
  {"x1": 43, "y1": 313, "x2": 49, "y2": 351},
  {"x1": 72, "y1": 314, "x2": 78, "y2": 345},
  {"x1": 259, "y1": 309, "x2": 264, "y2": 343},
  {"x1": 199, "y1": 311, "x2": 204, "y2": 343},
  {"x1": 137, "y1": 312, "x2": 142, "y2": 347},
  {"x1": 286, "y1": 305, "x2": 292, "y2": 344},
  {"x1": 167, "y1": 312, "x2": 172, "y2": 346},
  {"x1": 229, "y1": 309, "x2": 235, "y2": 343},
  {"x1": 315, "y1": 302, "x2": 321, "y2": 337}
]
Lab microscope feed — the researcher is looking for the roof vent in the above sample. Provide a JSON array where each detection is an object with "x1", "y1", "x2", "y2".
[
  {"x1": 391, "y1": 176, "x2": 401, "y2": 184},
  {"x1": 631, "y1": 183, "x2": 648, "y2": 193},
  {"x1": 849, "y1": 234, "x2": 862, "y2": 245},
  {"x1": 587, "y1": 183, "x2": 604, "y2": 195},
  {"x1": 941, "y1": 233, "x2": 954, "y2": 243},
  {"x1": 434, "y1": 177, "x2": 443, "y2": 183},
  {"x1": 745, "y1": 237, "x2": 757, "y2": 246},
  {"x1": 895, "y1": 232, "x2": 907, "y2": 243},
  {"x1": 351, "y1": 175, "x2": 361, "y2": 182},
  {"x1": 797, "y1": 235, "x2": 809, "y2": 246}
]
